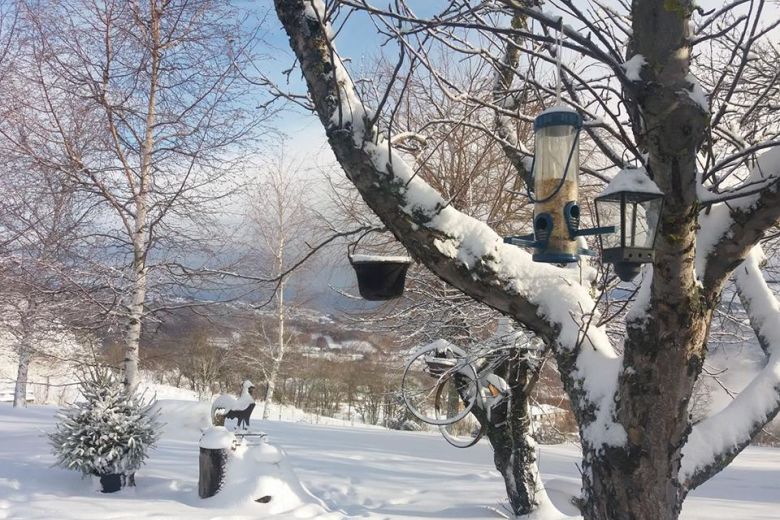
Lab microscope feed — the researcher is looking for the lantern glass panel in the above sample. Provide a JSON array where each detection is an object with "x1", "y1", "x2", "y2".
[
  {"x1": 627, "y1": 197, "x2": 662, "y2": 248},
  {"x1": 533, "y1": 124, "x2": 579, "y2": 199},
  {"x1": 595, "y1": 197, "x2": 622, "y2": 249}
]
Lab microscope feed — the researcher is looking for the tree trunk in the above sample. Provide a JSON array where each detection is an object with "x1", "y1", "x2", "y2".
[
  {"x1": 199, "y1": 447, "x2": 228, "y2": 498},
  {"x1": 488, "y1": 407, "x2": 540, "y2": 516},
  {"x1": 262, "y1": 373, "x2": 278, "y2": 420},
  {"x1": 263, "y1": 233, "x2": 287, "y2": 420},
  {"x1": 123, "y1": 265, "x2": 148, "y2": 391},
  {"x1": 123, "y1": 1, "x2": 159, "y2": 391},
  {"x1": 478, "y1": 361, "x2": 544, "y2": 517},
  {"x1": 571, "y1": 3, "x2": 714, "y2": 518},
  {"x1": 13, "y1": 347, "x2": 32, "y2": 408}
]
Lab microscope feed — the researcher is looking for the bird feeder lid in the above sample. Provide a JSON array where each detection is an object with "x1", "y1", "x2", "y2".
[{"x1": 534, "y1": 106, "x2": 582, "y2": 131}]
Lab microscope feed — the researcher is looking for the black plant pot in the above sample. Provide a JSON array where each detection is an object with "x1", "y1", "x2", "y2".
[
  {"x1": 350, "y1": 258, "x2": 412, "y2": 301},
  {"x1": 99, "y1": 473, "x2": 122, "y2": 493}
]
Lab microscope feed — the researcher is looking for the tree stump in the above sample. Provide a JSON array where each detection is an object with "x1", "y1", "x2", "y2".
[{"x1": 198, "y1": 447, "x2": 228, "y2": 498}]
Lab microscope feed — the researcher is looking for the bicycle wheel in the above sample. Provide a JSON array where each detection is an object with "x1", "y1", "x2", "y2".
[
  {"x1": 401, "y1": 343, "x2": 478, "y2": 425},
  {"x1": 435, "y1": 380, "x2": 485, "y2": 448}
]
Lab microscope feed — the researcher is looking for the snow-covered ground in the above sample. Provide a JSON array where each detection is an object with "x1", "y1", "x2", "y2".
[{"x1": 0, "y1": 401, "x2": 778, "y2": 519}]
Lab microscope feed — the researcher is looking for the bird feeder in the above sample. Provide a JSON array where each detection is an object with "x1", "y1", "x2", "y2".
[
  {"x1": 503, "y1": 107, "x2": 612, "y2": 261},
  {"x1": 349, "y1": 254, "x2": 412, "y2": 301},
  {"x1": 594, "y1": 169, "x2": 664, "y2": 281},
  {"x1": 530, "y1": 107, "x2": 582, "y2": 263}
]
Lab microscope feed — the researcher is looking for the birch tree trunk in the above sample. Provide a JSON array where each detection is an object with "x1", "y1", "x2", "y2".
[
  {"x1": 262, "y1": 240, "x2": 287, "y2": 420},
  {"x1": 123, "y1": 0, "x2": 158, "y2": 391},
  {"x1": 123, "y1": 264, "x2": 148, "y2": 391}
]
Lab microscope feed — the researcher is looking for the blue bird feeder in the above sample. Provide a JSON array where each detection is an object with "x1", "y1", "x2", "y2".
[{"x1": 504, "y1": 107, "x2": 613, "y2": 262}]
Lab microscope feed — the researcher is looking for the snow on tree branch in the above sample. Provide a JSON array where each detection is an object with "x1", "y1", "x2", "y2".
[
  {"x1": 682, "y1": 246, "x2": 780, "y2": 491},
  {"x1": 699, "y1": 146, "x2": 780, "y2": 292},
  {"x1": 275, "y1": 0, "x2": 626, "y2": 448}
]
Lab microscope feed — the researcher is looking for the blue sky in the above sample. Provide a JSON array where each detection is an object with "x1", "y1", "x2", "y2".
[{"x1": 254, "y1": 0, "x2": 780, "y2": 153}]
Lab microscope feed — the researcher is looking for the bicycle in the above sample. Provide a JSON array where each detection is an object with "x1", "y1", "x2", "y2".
[{"x1": 401, "y1": 341, "x2": 516, "y2": 448}]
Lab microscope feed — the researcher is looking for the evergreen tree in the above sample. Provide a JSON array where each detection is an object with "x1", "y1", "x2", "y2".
[{"x1": 49, "y1": 367, "x2": 161, "y2": 477}]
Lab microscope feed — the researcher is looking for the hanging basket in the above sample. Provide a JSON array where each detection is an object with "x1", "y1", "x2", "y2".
[{"x1": 349, "y1": 254, "x2": 412, "y2": 301}]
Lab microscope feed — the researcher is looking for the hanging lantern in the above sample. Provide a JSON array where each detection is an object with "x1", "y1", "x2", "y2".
[
  {"x1": 530, "y1": 107, "x2": 583, "y2": 263},
  {"x1": 594, "y1": 169, "x2": 664, "y2": 282}
]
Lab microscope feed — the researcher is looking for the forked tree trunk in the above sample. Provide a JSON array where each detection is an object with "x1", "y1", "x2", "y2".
[
  {"x1": 272, "y1": 2, "x2": 751, "y2": 519},
  {"x1": 571, "y1": 2, "x2": 714, "y2": 518}
]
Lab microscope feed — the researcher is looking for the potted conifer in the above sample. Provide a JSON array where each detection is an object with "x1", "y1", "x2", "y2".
[{"x1": 49, "y1": 367, "x2": 161, "y2": 493}]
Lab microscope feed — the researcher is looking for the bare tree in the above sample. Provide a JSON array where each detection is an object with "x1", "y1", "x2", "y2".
[
  {"x1": 245, "y1": 147, "x2": 313, "y2": 419},
  {"x1": 274, "y1": 1, "x2": 780, "y2": 518},
  {"x1": 1, "y1": 0, "x2": 275, "y2": 390},
  {"x1": 0, "y1": 164, "x2": 101, "y2": 406}
]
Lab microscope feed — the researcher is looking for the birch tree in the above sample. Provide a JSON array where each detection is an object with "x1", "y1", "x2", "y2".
[
  {"x1": 247, "y1": 149, "x2": 312, "y2": 419},
  {"x1": 3, "y1": 0, "x2": 273, "y2": 390},
  {"x1": 274, "y1": 1, "x2": 780, "y2": 518}
]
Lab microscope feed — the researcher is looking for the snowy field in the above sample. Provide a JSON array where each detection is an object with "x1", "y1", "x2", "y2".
[{"x1": 0, "y1": 401, "x2": 778, "y2": 520}]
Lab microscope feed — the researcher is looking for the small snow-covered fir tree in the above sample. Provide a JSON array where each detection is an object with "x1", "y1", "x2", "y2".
[{"x1": 49, "y1": 367, "x2": 161, "y2": 477}]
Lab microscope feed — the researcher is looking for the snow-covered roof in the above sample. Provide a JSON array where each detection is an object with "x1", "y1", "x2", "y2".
[
  {"x1": 599, "y1": 168, "x2": 663, "y2": 197},
  {"x1": 538, "y1": 104, "x2": 577, "y2": 116}
]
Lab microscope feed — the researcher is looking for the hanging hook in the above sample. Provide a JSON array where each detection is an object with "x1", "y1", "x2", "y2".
[
  {"x1": 555, "y1": 18, "x2": 564, "y2": 105},
  {"x1": 347, "y1": 226, "x2": 388, "y2": 264}
]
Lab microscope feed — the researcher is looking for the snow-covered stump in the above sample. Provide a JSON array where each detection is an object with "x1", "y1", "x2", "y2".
[
  {"x1": 199, "y1": 429, "x2": 326, "y2": 515},
  {"x1": 198, "y1": 427, "x2": 234, "y2": 498}
]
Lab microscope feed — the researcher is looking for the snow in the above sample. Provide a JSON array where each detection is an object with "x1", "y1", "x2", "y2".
[
  {"x1": 235, "y1": 380, "x2": 255, "y2": 410},
  {"x1": 0, "y1": 401, "x2": 779, "y2": 519},
  {"x1": 599, "y1": 167, "x2": 662, "y2": 197},
  {"x1": 686, "y1": 74, "x2": 710, "y2": 113},
  {"x1": 696, "y1": 145, "x2": 780, "y2": 277},
  {"x1": 0, "y1": 382, "x2": 34, "y2": 403},
  {"x1": 622, "y1": 54, "x2": 646, "y2": 81},
  {"x1": 537, "y1": 104, "x2": 577, "y2": 116},
  {"x1": 203, "y1": 440, "x2": 332, "y2": 516},
  {"x1": 752, "y1": 144, "x2": 780, "y2": 184},
  {"x1": 625, "y1": 266, "x2": 653, "y2": 325},
  {"x1": 695, "y1": 204, "x2": 733, "y2": 280},
  {"x1": 199, "y1": 426, "x2": 234, "y2": 450},
  {"x1": 349, "y1": 254, "x2": 412, "y2": 263}
]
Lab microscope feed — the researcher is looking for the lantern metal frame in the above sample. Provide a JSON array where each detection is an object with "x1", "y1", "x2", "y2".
[{"x1": 594, "y1": 189, "x2": 664, "y2": 281}]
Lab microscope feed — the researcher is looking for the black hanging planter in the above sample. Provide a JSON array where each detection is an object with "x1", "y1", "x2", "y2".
[
  {"x1": 349, "y1": 255, "x2": 412, "y2": 301},
  {"x1": 99, "y1": 473, "x2": 123, "y2": 493}
]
